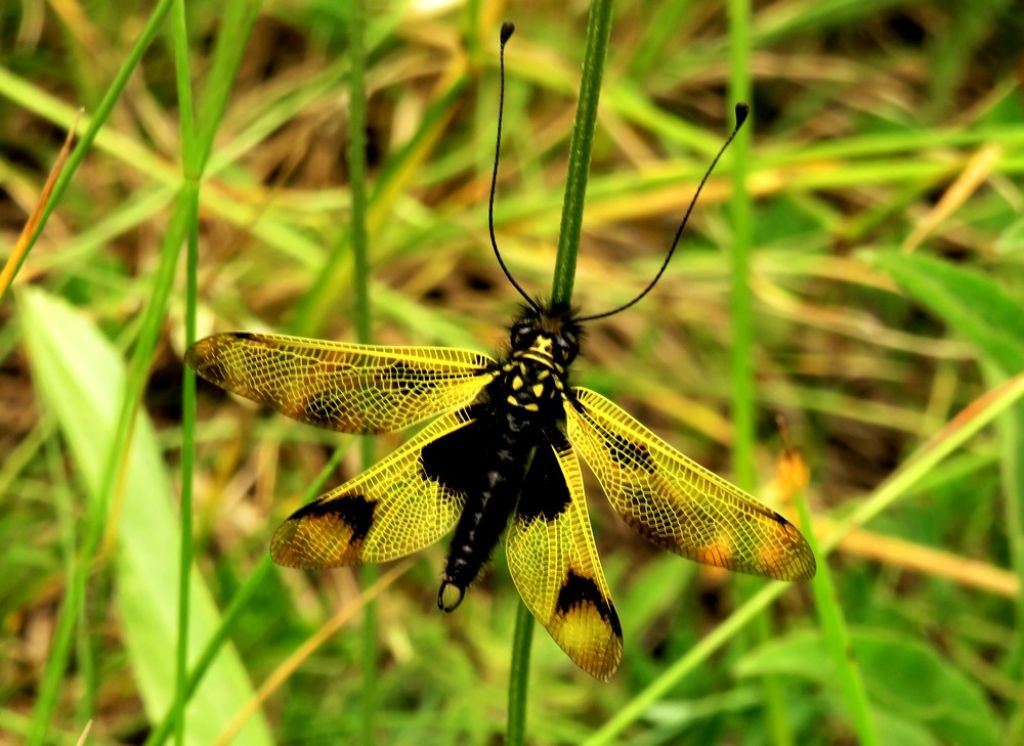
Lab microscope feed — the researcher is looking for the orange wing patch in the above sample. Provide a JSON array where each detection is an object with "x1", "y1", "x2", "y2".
[{"x1": 565, "y1": 387, "x2": 816, "y2": 582}]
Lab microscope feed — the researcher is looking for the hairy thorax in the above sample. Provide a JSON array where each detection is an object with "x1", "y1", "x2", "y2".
[{"x1": 500, "y1": 333, "x2": 569, "y2": 416}]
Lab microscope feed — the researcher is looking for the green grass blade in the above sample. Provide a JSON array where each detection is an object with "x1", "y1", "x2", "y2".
[
  {"x1": 735, "y1": 629, "x2": 1000, "y2": 744},
  {"x1": 729, "y1": 0, "x2": 791, "y2": 741},
  {"x1": 792, "y1": 476, "x2": 881, "y2": 745},
  {"x1": 868, "y1": 252, "x2": 1024, "y2": 375},
  {"x1": 174, "y1": 208, "x2": 200, "y2": 746},
  {"x1": 0, "y1": 0, "x2": 176, "y2": 304},
  {"x1": 628, "y1": 0, "x2": 695, "y2": 79},
  {"x1": 727, "y1": 0, "x2": 755, "y2": 491},
  {"x1": 170, "y1": 2, "x2": 198, "y2": 743},
  {"x1": 997, "y1": 402, "x2": 1024, "y2": 681},
  {"x1": 191, "y1": 1, "x2": 261, "y2": 174}
]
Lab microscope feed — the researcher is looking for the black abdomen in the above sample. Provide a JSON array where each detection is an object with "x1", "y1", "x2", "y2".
[{"x1": 422, "y1": 407, "x2": 536, "y2": 611}]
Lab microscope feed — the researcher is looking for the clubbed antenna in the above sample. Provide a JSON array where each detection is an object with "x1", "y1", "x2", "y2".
[
  {"x1": 578, "y1": 103, "x2": 750, "y2": 322},
  {"x1": 489, "y1": 22, "x2": 539, "y2": 310}
]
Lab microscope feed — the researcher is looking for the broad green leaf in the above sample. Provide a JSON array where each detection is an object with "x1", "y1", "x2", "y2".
[
  {"x1": 733, "y1": 629, "x2": 826, "y2": 682},
  {"x1": 735, "y1": 628, "x2": 1000, "y2": 746},
  {"x1": 872, "y1": 709, "x2": 937, "y2": 746},
  {"x1": 855, "y1": 630, "x2": 998, "y2": 746},
  {"x1": 867, "y1": 251, "x2": 1024, "y2": 375},
  {"x1": 19, "y1": 288, "x2": 271, "y2": 746}
]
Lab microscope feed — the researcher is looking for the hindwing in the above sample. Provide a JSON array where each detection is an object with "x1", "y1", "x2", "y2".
[
  {"x1": 271, "y1": 409, "x2": 477, "y2": 567},
  {"x1": 565, "y1": 387, "x2": 816, "y2": 581},
  {"x1": 187, "y1": 333, "x2": 496, "y2": 434},
  {"x1": 507, "y1": 430, "x2": 623, "y2": 680}
]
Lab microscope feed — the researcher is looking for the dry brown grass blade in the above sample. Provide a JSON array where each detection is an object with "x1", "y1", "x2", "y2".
[
  {"x1": 0, "y1": 110, "x2": 81, "y2": 298},
  {"x1": 902, "y1": 143, "x2": 1003, "y2": 253},
  {"x1": 815, "y1": 515, "x2": 1017, "y2": 598},
  {"x1": 48, "y1": 0, "x2": 103, "y2": 56},
  {"x1": 210, "y1": 559, "x2": 414, "y2": 746},
  {"x1": 74, "y1": 719, "x2": 93, "y2": 746}
]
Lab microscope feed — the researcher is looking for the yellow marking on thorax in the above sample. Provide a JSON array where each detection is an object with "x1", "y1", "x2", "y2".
[
  {"x1": 520, "y1": 352, "x2": 556, "y2": 367},
  {"x1": 532, "y1": 336, "x2": 553, "y2": 356},
  {"x1": 515, "y1": 336, "x2": 560, "y2": 369}
]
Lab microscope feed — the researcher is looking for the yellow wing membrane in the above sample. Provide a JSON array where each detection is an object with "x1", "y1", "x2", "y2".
[
  {"x1": 187, "y1": 333, "x2": 496, "y2": 434},
  {"x1": 271, "y1": 408, "x2": 476, "y2": 567},
  {"x1": 506, "y1": 434, "x2": 623, "y2": 680},
  {"x1": 565, "y1": 388, "x2": 816, "y2": 581}
]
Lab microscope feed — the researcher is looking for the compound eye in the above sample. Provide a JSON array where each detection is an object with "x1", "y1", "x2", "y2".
[
  {"x1": 511, "y1": 324, "x2": 531, "y2": 346},
  {"x1": 557, "y1": 335, "x2": 578, "y2": 363}
]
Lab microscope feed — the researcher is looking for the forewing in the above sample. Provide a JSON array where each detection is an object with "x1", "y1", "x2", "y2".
[
  {"x1": 271, "y1": 408, "x2": 475, "y2": 567},
  {"x1": 506, "y1": 431, "x2": 623, "y2": 680},
  {"x1": 566, "y1": 388, "x2": 816, "y2": 581},
  {"x1": 187, "y1": 332, "x2": 495, "y2": 434}
]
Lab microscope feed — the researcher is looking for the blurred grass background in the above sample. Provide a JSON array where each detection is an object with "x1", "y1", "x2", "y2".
[{"x1": 2, "y1": 0, "x2": 1024, "y2": 744}]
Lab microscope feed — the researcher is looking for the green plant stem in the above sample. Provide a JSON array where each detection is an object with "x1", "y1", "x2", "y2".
[
  {"x1": 507, "y1": 600, "x2": 535, "y2": 746},
  {"x1": 792, "y1": 482, "x2": 880, "y2": 746},
  {"x1": 510, "y1": 2, "x2": 615, "y2": 742},
  {"x1": 343, "y1": 1, "x2": 378, "y2": 742},
  {"x1": 584, "y1": 372, "x2": 1024, "y2": 745},
  {"x1": 747, "y1": 596, "x2": 790, "y2": 744},
  {"x1": 171, "y1": 1, "x2": 198, "y2": 744},
  {"x1": 549, "y1": 0, "x2": 615, "y2": 305},
  {"x1": 349, "y1": 7, "x2": 370, "y2": 348},
  {"x1": 728, "y1": 1, "x2": 790, "y2": 742}
]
